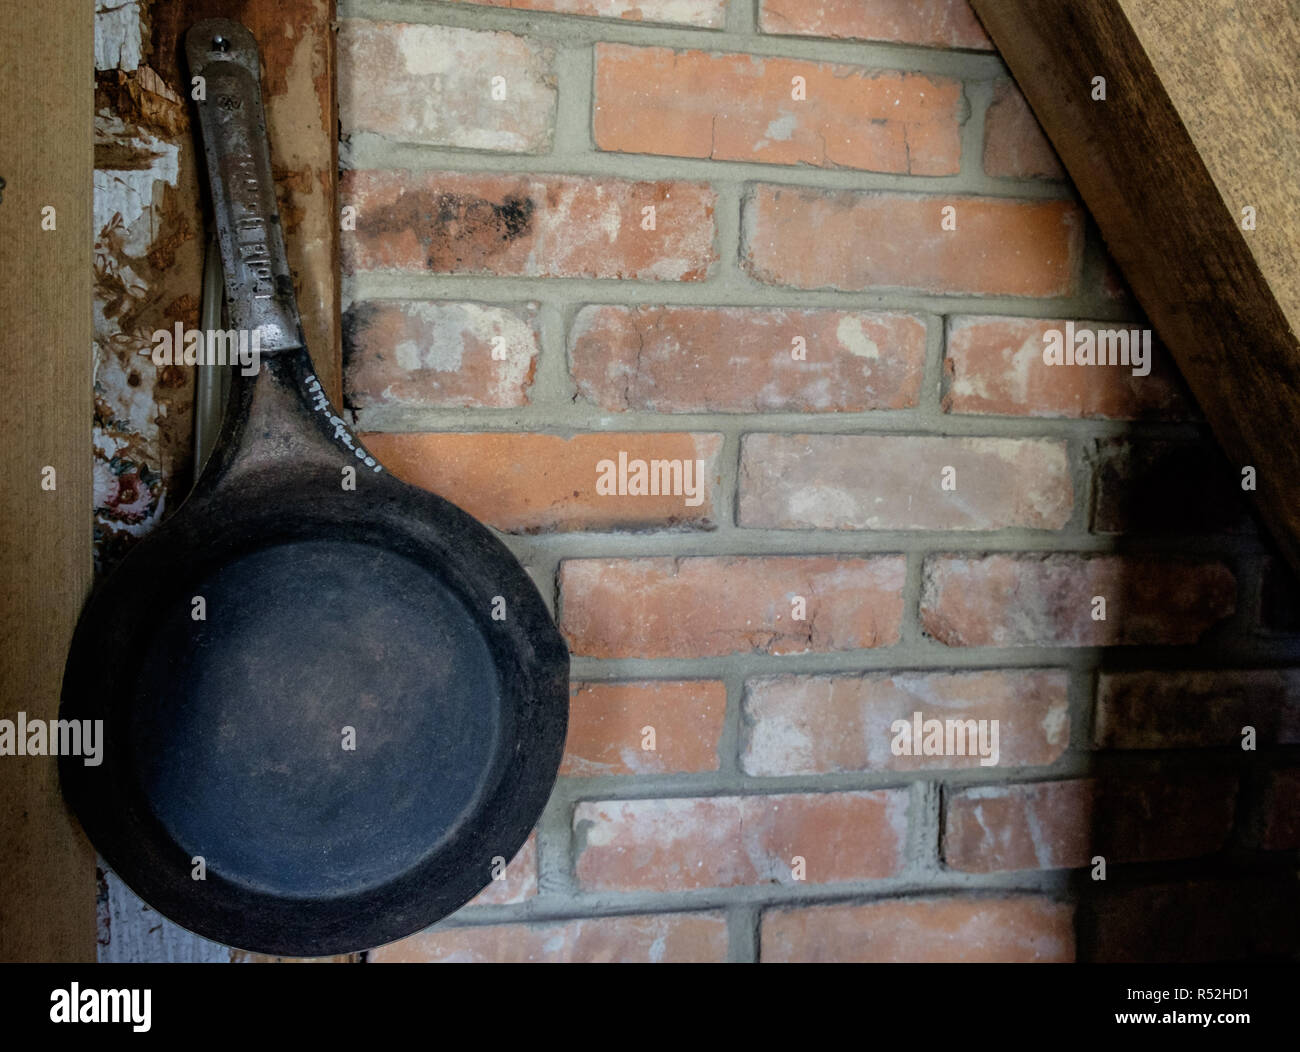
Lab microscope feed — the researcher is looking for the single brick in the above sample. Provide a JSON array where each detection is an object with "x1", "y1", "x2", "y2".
[
  {"x1": 594, "y1": 43, "x2": 962, "y2": 175},
  {"x1": 444, "y1": 0, "x2": 726, "y2": 27},
  {"x1": 738, "y1": 433, "x2": 1073, "y2": 531},
  {"x1": 921, "y1": 554, "x2": 1235, "y2": 647},
  {"x1": 944, "y1": 775, "x2": 1237, "y2": 873},
  {"x1": 465, "y1": 833, "x2": 537, "y2": 906},
  {"x1": 761, "y1": 896, "x2": 1074, "y2": 963},
  {"x1": 742, "y1": 669, "x2": 1069, "y2": 775},
  {"x1": 361, "y1": 432, "x2": 723, "y2": 533},
  {"x1": 343, "y1": 301, "x2": 539, "y2": 409},
  {"x1": 1092, "y1": 439, "x2": 1248, "y2": 534},
  {"x1": 562, "y1": 681, "x2": 726, "y2": 776},
  {"x1": 559, "y1": 555, "x2": 906, "y2": 657},
  {"x1": 369, "y1": 912, "x2": 728, "y2": 962},
  {"x1": 743, "y1": 186, "x2": 1082, "y2": 296},
  {"x1": 1261, "y1": 769, "x2": 1300, "y2": 851},
  {"x1": 574, "y1": 790, "x2": 908, "y2": 891},
  {"x1": 570, "y1": 305, "x2": 926, "y2": 413},
  {"x1": 1095, "y1": 669, "x2": 1300, "y2": 749},
  {"x1": 983, "y1": 78, "x2": 1065, "y2": 180},
  {"x1": 338, "y1": 21, "x2": 556, "y2": 151},
  {"x1": 944, "y1": 315, "x2": 1192, "y2": 420},
  {"x1": 758, "y1": 0, "x2": 992, "y2": 50},
  {"x1": 1085, "y1": 878, "x2": 1300, "y2": 962},
  {"x1": 342, "y1": 170, "x2": 718, "y2": 280}
]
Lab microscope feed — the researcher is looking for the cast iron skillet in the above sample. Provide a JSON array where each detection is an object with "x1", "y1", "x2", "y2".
[{"x1": 58, "y1": 19, "x2": 568, "y2": 957}]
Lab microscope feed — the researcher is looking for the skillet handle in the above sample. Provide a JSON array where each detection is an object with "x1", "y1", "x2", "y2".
[{"x1": 185, "y1": 20, "x2": 304, "y2": 354}]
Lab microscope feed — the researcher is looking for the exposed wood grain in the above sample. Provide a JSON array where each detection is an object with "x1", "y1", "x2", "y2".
[
  {"x1": 1122, "y1": 2, "x2": 1300, "y2": 337},
  {"x1": 971, "y1": 0, "x2": 1300, "y2": 573},
  {"x1": 0, "y1": 0, "x2": 97, "y2": 962}
]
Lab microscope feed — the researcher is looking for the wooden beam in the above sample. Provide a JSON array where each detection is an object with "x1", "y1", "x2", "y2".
[
  {"x1": 971, "y1": 0, "x2": 1300, "y2": 572},
  {"x1": 0, "y1": 0, "x2": 97, "y2": 962}
]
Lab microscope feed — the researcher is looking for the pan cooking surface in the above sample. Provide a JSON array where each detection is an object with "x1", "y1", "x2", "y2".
[{"x1": 128, "y1": 539, "x2": 502, "y2": 899}]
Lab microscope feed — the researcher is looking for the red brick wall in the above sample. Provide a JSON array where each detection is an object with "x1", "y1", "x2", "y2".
[{"x1": 339, "y1": 0, "x2": 1300, "y2": 962}]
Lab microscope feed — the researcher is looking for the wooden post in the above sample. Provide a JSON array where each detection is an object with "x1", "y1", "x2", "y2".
[{"x1": 0, "y1": 1, "x2": 97, "y2": 962}]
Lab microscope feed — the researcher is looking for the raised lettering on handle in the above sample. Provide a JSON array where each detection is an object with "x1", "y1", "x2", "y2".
[{"x1": 186, "y1": 20, "x2": 303, "y2": 353}]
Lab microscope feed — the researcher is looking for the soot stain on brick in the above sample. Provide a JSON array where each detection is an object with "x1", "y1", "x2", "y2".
[
  {"x1": 365, "y1": 189, "x2": 537, "y2": 272},
  {"x1": 341, "y1": 301, "x2": 377, "y2": 345},
  {"x1": 495, "y1": 196, "x2": 535, "y2": 240},
  {"x1": 340, "y1": 301, "x2": 380, "y2": 385}
]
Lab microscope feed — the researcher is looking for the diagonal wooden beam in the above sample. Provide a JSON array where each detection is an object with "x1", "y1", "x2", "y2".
[{"x1": 971, "y1": 0, "x2": 1300, "y2": 572}]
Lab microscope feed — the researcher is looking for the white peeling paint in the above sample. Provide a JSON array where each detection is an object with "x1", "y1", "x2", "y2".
[
  {"x1": 94, "y1": 0, "x2": 146, "y2": 72},
  {"x1": 95, "y1": 348, "x2": 160, "y2": 438},
  {"x1": 93, "y1": 135, "x2": 181, "y2": 256}
]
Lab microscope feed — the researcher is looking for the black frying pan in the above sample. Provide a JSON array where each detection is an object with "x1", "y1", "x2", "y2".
[{"x1": 58, "y1": 19, "x2": 568, "y2": 957}]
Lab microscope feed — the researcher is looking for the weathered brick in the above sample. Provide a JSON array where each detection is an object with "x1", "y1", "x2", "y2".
[
  {"x1": 761, "y1": 896, "x2": 1074, "y2": 962},
  {"x1": 594, "y1": 43, "x2": 962, "y2": 175},
  {"x1": 742, "y1": 669, "x2": 1069, "y2": 775},
  {"x1": 944, "y1": 775, "x2": 1237, "y2": 872},
  {"x1": 759, "y1": 0, "x2": 992, "y2": 50},
  {"x1": 983, "y1": 78, "x2": 1065, "y2": 180},
  {"x1": 370, "y1": 912, "x2": 728, "y2": 962},
  {"x1": 361, "y1": 432, "x2": 723, "y2": 533},
  {"x1": 342, "y1": 170, "x2": 717, "y2": 280},
  {"x1": 445, "y1": 0, "x2": 726, "y2": 27},
  {"x1": 574, "y1": 790, "x2": 908, "y2": 891},
  {"x1": 570, "y1": 305, "x2": 926, "y2": 413},
  {"x1": 921, "y1": 554, "x2": 1235, "y2": 647},
  {"x1": 944, "y1": 315, "x2": 1192, "y2": 420},
  {"x1": 1095, "y1": 669, "x2": 1300, "y2": 749},
  {"x1": 343, "y1": 301, "x2": 539, "y2": 409},
  {"x1": 743, "y1": 186, "x2": 1082, "y2": 296},
  {"x1": 339, "y1": 22, "x2": 556, "y2": 151},
  {"x1": 1261, "y1": 769, "x2": 1300, "y2": 851},
  {"x1": 738, "y1": 434, "x2": 1073, "y2": 531},
  {"x1": 1092, "y1": 439, "x2": 1248, "y2": 534},
  {"x1": 465, "y1": 834, "x2": 537, "y2": 906},
  {"x1": 559, "y1": 555, "x2": 907, "y2": 658},
  {"x1": 562, "y1": 681, "x2": 726, "y2": 776}
]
